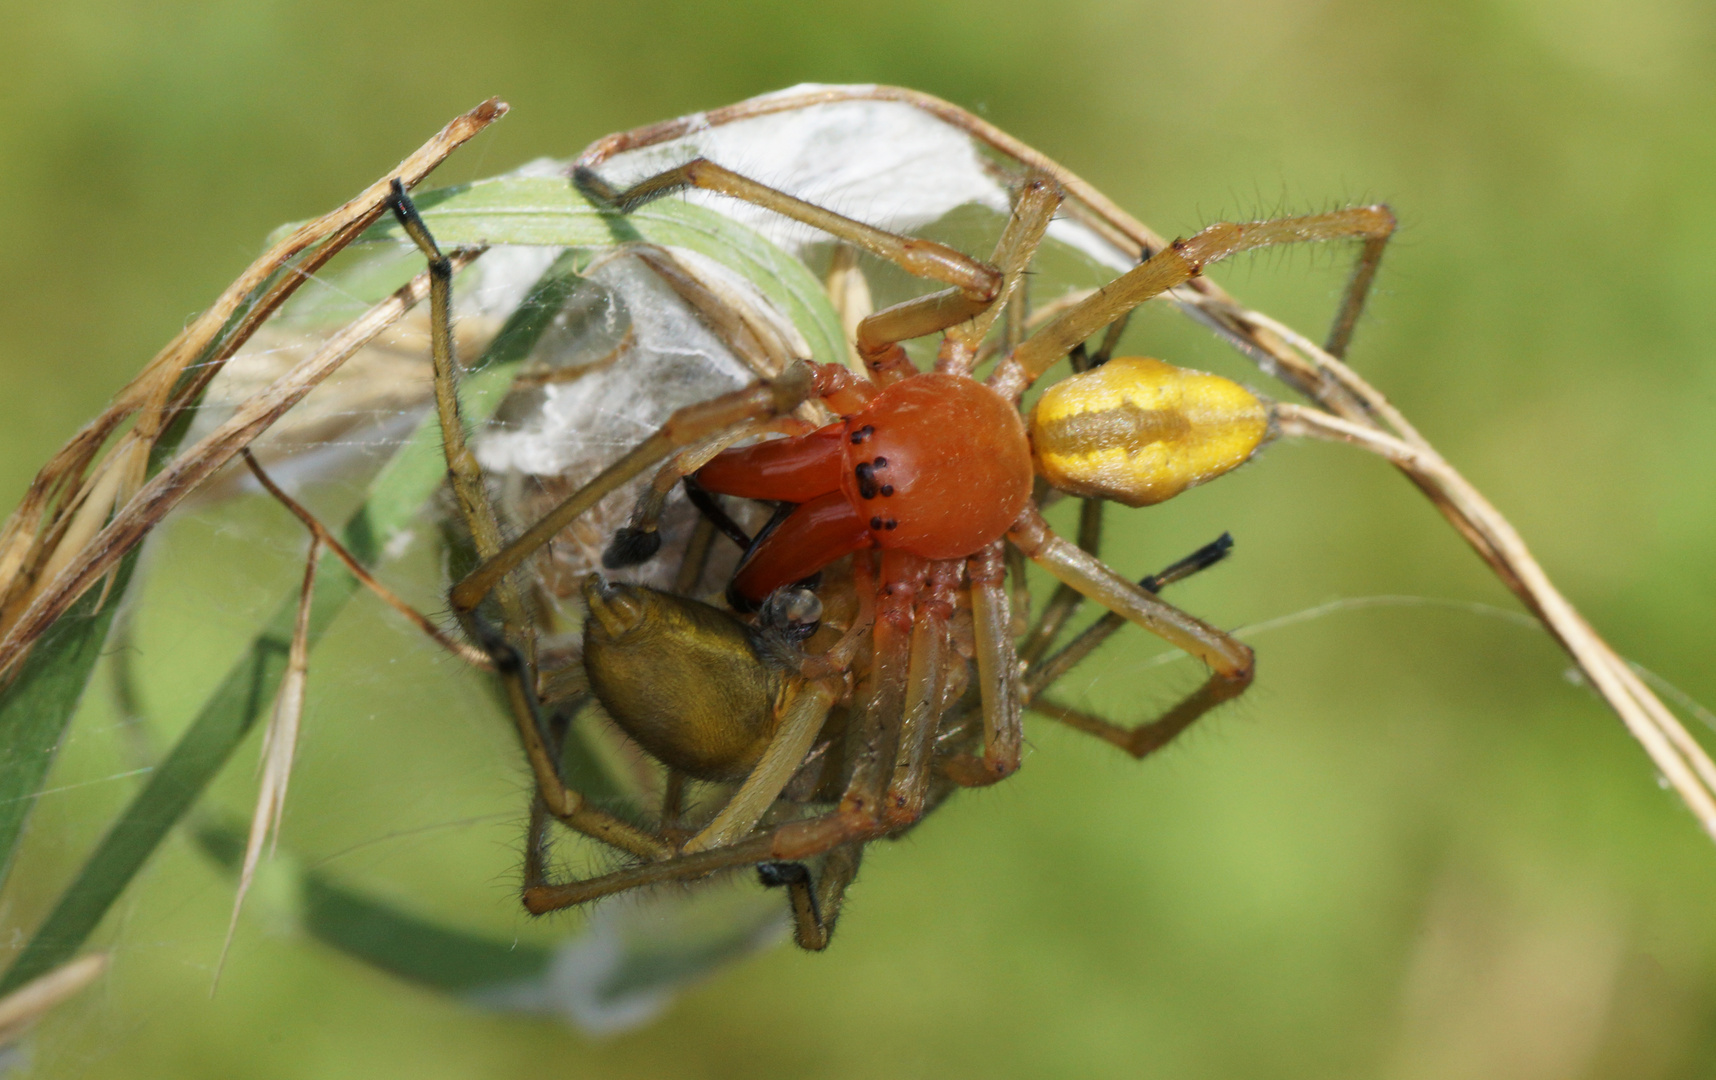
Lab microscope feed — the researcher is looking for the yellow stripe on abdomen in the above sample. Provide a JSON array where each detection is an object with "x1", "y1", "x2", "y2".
[{"x1": 1028, "y1": 356, "x2": 1269, "y2": 507}]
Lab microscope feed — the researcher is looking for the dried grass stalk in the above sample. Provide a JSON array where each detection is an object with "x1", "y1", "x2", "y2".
[
  {"x1": 0, "y1": 99, "x2": 506, "y2": 680},
  {"x1": 0, "y1": 954, "x2": 106, "y2": 1045}
]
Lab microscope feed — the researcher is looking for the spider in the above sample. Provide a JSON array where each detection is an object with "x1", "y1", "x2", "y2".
[{"x1": 380, "y1": 90, "x2": 1395, "y2": 951}]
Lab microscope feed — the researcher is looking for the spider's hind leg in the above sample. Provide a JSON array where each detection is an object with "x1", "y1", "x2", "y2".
[{"x1": 1022, "y1": 532, "x2": 1245, "y2": 762}]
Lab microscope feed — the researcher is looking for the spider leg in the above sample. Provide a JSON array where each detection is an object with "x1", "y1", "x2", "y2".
[
  {"x1": 997, "y1": 205, "x2": 1397, "y2": 395},
  {"x1": 1027, "y1": 689, "x2": 1239, "y2": 761},
  {"x1": 1087, "y1": 309, "x2": 1132, "y2": 368},
  {"x1": 1025, "y1": 534, "x2": 1241, "y2": 760},
  {"x1": 449, "y1": 362, "x2": 840, "y2": 614},
  {"x1": 1003, "y1": 507, "x2": 1254, "y2": 752},
  {"x1": 521, "y1": 795, "x2": 554, "y2": 895},
  {"x1": 389, "y1": 184, "x2": 677, "y2": 866},
  {"x1": 574, "y1": 159, "x2": 1001, "y2": 301},
  {"x1": 385, "y1": 182, "x2": 522, "y2": 629},
  {"x1": 1324, "y1": 231, "x2": 1392, "y2": 359},
  {"x1": 939, "y1": 175, "x2": 1064, "y2": 374},
  {"x1": 682, "y1": 677, "x2": 840, "y2": 852},
  {"x1": 1008, "y1": 506, "x2": 1250, "y2": 679},
  {"x1": 757, "y1": 844, "x2": 864, "y2": 952},
  {"x1": 882, "y1": 559, "x2": 963, "y2": 824},
  {"x1": 935, "y1": 544, "x2": 1024, "y2": 788},
  {"x1": 853, "y1": 291, "x2": 995, "y2": 383},
  {"x1": 239, "y1": 450, "x2": 490, "y2": 669},
  {"x1": 855, "y1": 174, "x2": 1064, "y2": 384},
  {"x1": 1015, "y1": 525, "x2": 1249, "y2": 762},
  {"x1": 522, "y1": 785, "x2": 908, "y2": 913},
  {"x1": 1016, "y1": 497, "x2": 1104, "y2": 669},
  {"x1": 1024, "y1": 533, "x2": 1235, "y2": 698},
  {"x1": 629, "y1": 246, "x2": 799, "y2": 381},
  {"x1": 480, "y1": 622, "x2": 672, "y2": 859},
  {"x1": 671, "y1": 512, "x2": 719, "y2": 595}
]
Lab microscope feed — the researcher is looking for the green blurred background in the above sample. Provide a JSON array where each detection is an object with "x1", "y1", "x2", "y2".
[{"x1": 4, "y1": 0, "x2": 1716, "y2": 1076}]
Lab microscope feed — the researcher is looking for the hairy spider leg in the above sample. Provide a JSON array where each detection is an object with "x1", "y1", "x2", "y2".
[
  {"x1": 955, "y1": 205, "x2": 1396, "y2": 751},
  {"x1": 1016, "y1": 495, "x2": 1105, "y2": 669},
  {"x1": 936, "y1": 541, "x2": 1025, "y2": 788},
  {"x1": 757, "y1": 844, "x2": 864, "y2": 951},
  {"x1": 1025, "y1": 533, "x2": 1236, "y2": 699},
  {"x1": 390, "y1": 183, "x2": 674, "y2": 856},
  {"x1": 937, "y1": 174, "x2": 1064, "y2": 375},
  {"x1": 999, "y1": 504, "x2": 1254, "y2": 767},
  {"x1": 519, "y1": 531, "x2": 1237, "y2": 914},
  {"x1": 394, "y1": 181, "x2": 837, "y2": 861},
  {"x1": 574, "y1": 158, "x2": 1002, "y2": 301},
  {"x1": 1022, "y1": 534, "x2": 1241, "y2": 759},
  {"x1": 995, "y1": 204, "x2": 1398, "y2": 396},
  {"x1": 879, "y1": 558, "x2": 967, "y2": 825}
]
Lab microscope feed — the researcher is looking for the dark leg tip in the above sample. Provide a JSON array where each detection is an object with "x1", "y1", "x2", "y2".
[
  {"x1": 757, "y1": 861, "x2": 811, "y2": 888},
  {"x1": 572, "y1": 166, "x2": 620, "y2": 208},
  {"x1": 386, "y1": 177, "x2": 413, "y2": 222},
  {"x1": 603, "y1": 527, "x2": 662, "y2": 568}
]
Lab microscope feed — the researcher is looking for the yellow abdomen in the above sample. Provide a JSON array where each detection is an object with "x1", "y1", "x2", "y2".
[{"x1": 1028, "y1": 356, "x2": 1270, "y2": 507}]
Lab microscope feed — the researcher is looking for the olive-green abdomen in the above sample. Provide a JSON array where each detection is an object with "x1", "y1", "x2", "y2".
[{"x1": 582, "y1": 576, "x2": 780, "y2": 782}]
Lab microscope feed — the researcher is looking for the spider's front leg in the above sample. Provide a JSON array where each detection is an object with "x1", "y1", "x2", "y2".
[
  {"x1": 881, "y1": 556, "x2": 966, "y2": 827},
  {"x1": 933, "y1": 542, "x2": 1025, "y2": 787},
  {"x1": 448, "y1": 362, "x2": 833, "y2": 615},
  {"x1": 573, "y1": 158, "x2": 1002, "y2": 300},
  {"x1": 576, "y1": 157, "x2": 1066, "y2": 384}
]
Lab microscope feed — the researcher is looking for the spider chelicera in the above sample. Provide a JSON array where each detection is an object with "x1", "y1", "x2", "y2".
[{"x1": 386, "y1": 89, "x2": 1395, "y2": 951}]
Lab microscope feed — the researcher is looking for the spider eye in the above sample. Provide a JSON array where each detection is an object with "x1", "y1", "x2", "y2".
[
  {"x1": 1028, "y1": 356, "x2": 1270, "y2": 507},
  {"x1": 839, "y1": 374, "x2": 1034, "y2": 559}
]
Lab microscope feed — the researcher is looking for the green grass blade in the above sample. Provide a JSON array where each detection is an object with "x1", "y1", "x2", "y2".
[
  {"x1": 360, "y1": 176, "x2": 848, "y2": 368},
  {"x1": 0, "y1": 255, "x2": 587, "y2": 993},
  {"x1": 195, "y1": 822, "x2": 552, "y2": 992},
  {"x1": 0, "y1": 554, "x2": 138, "y2": 894},
  {"x1": 194, "y1": 817, "x2": 781, "y2": 1031}
]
